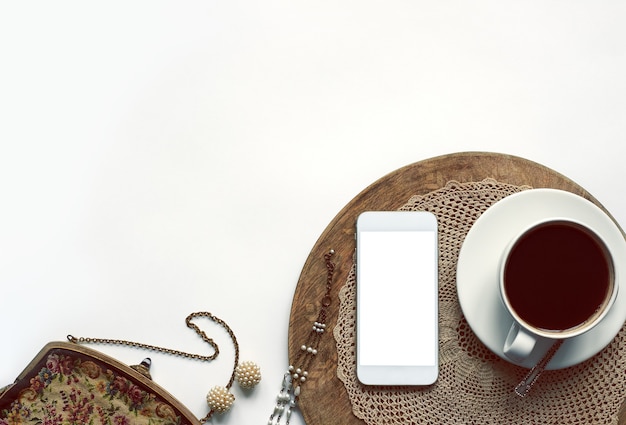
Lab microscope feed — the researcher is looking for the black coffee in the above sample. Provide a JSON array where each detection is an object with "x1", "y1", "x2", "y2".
[{"x1": 504, "y1": 222, "x2": 612, "y2": 332}]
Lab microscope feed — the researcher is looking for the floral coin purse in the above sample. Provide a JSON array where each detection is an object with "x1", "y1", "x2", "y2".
[
  {"x1": 0, "y1": 312, "x2": 261, "y2": 425},
  {"x1": 0, "y1": 341, "x2": 199, "y2": 425}
]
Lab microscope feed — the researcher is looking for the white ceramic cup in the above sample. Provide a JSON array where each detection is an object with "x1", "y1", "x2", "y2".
[{"x1": 500, "y1": 218, "x2": 617, "y2": 363}]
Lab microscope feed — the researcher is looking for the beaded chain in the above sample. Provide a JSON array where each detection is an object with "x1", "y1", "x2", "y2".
[{"x1": 268, "y1": 249, "x2": 336, "y2": 425}]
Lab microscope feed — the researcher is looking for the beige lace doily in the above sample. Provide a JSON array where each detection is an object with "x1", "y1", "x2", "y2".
[{"x1": 334, "y1": 179, "x2": 626, "y2": 425}]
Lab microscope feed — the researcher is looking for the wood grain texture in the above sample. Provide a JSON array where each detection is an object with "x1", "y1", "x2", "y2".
[{"x1": 288, "y1": 152, "x2": 624, "y2": 425}]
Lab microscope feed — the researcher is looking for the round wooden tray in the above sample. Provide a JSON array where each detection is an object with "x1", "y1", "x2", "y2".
[{"x1": 288, "y1": 151, "x2": 626, "y2": 424}]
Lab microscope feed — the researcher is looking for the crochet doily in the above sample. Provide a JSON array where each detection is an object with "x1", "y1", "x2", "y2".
[{"x1": 334, "y1": 179, "x2": 626, "y2": 425}]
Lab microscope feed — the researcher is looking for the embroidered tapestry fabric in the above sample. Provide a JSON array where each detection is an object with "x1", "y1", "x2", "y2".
[
  {"x1": 0, "y1": 348, "x2": 192, "y2": 425},
  {"x1": 333, "y1": 179, "x2": 626, "y2": 425}
]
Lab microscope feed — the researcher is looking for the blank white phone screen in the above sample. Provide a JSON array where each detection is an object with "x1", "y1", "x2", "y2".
[{"x1": 359, "y1": 230, "x2": 437, "y2": 366}]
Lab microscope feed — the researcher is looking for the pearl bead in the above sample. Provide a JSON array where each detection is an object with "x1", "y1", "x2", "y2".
[
  {"x1": 235, "y1": 361, "x2": 262, "y2": 389},
  {"x1": 206, "y1": 386, "x2": 235, "y2": 413}
]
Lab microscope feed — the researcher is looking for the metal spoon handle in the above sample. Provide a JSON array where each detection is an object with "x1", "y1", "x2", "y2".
[{"x1": 515, "y1": 339, "x2": 563, "y2": 397}]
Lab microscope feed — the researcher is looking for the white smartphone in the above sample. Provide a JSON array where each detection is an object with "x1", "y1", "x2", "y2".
[{"x1": 356, "y1": 211, "x2": 438, "y2": 386}]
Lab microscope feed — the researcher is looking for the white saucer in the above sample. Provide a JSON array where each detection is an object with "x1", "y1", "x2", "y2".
[{"x1": 456, "y1": 189, "x2": 626, "y2": 369}]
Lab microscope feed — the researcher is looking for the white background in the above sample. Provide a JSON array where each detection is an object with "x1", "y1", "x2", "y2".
[{"x1": 2, "y1": 2, "x2": 626, "y2": 424}]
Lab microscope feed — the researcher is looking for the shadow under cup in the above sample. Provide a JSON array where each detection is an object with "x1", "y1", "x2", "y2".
[{"x1": 502, "y1": 220, "x2": 617, "y2": 339}]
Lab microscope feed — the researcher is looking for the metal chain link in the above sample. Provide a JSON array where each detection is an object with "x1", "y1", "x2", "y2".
[
  {"x1": 68, "y1": 312, "x2": 237, "y2": 362},
  {"x1": 68, "y1": 311, "x2": 240, "y2": 423},
  {"x1": 67, "y1": 334, "x2": 219, "y2": 361}
]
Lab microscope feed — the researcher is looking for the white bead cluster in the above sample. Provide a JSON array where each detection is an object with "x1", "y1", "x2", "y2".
[
  {"x1": 235, "y1": 361, "x2": 262, "y2": 389},
  {"x1": 300, "y1": 344, "x2": 318, "y2": 355},
  {"x1": 267, "y1": 250, "x2": 336, "y2": 425},
  {"x1": 206, "y1": 386, "x2": 235, "y2": 413},
  {"x1": 312, "y1": 321, "x2": 326, "y2": 333},
  {"x1": 269, "y1": 387, "x2": 296, "y2": 425},
  {"x1": 288, "y1": 365, "x2": 308, "y2": 383}
]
